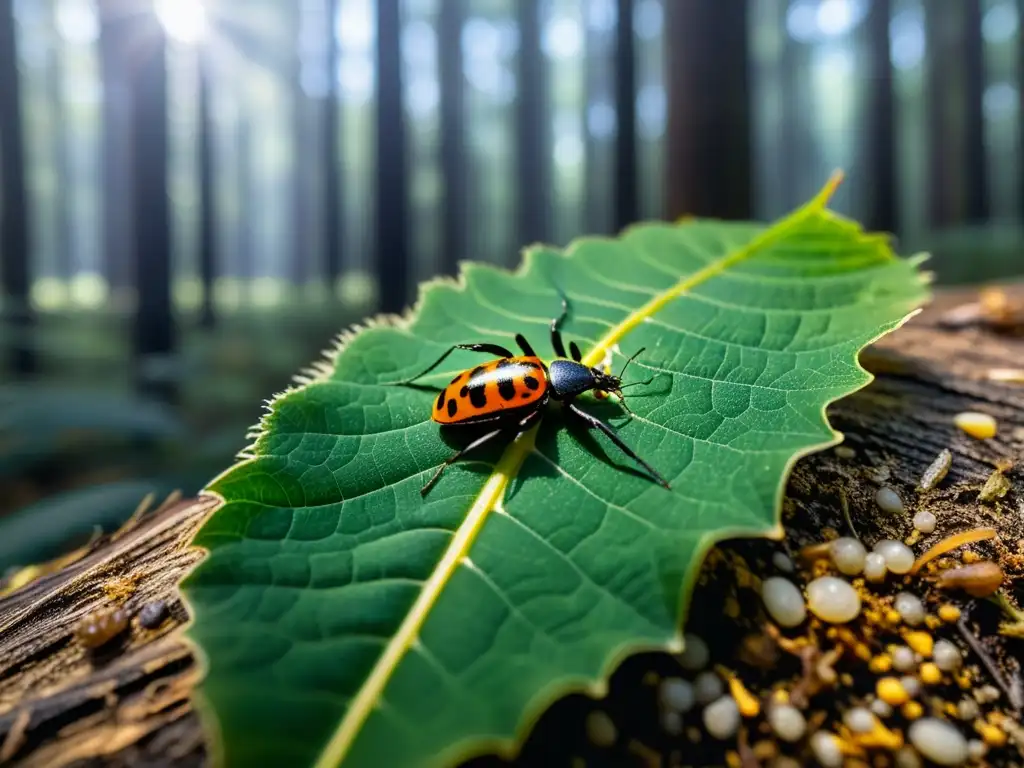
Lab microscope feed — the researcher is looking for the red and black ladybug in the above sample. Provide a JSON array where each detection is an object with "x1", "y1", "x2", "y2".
[{"x1": 392, "y1": 295, "x2": 669, "y2": 495}]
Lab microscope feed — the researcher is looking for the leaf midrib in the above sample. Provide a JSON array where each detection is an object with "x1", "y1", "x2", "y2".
[{"x1": 313, "y1": 172, "x2": 845, "y2": 768}]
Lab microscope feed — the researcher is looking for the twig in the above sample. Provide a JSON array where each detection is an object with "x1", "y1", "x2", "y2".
[
  {"x1": 957, "y1": 615, "x2": 1022, "y2": 711},
  {"x1": 839, "y1": 487, "x2": 859, "y2": 541}
]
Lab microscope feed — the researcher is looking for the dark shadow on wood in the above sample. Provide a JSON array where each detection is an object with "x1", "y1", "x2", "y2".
[
  {"x1": 0, "y1": 0, "x2": 35, "y2": 376},
  {"x1": 375, "y1": 0, "x2": 409, "y2": 313},
  {"x1": 664, "y1": 0, "x2": 751, "y2": 220}
]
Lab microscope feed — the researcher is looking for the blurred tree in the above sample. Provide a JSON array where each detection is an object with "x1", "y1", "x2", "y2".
[
  {"x1": 0, "y1": 0, "x2": 34, "y2": 376},
  {"x1": 198, "y1": 48, "x2": 217, "y2": 328},
  {"x1": 128, "y1": 0, "x2": 174, "y2": 400},
  {"x1": 665, "y1": 0, "x2": 751, "y2": 220},
  {"x1": 517, "y1": 0, "x2": 549, "y2": 245},
  {"x1": 98, "y1": 0, "x2": 133, "y2": 295},
  {"x1": 440, "y1": 0, "x2": 467, "y2": 276},
  {"x1": 324, "y1": 0, "x2": 342, "y2": 289},
  {"x1": 375, "y1": 0, "x2": 409, "y2": 312},
  {"x1": 614, "y1": 0, "x2": 637, "y2": 230},
  {"x1": 864, "y1": 0, "x2": 898, "y2": 234},
  {"x1": 925, "y1": 0, "x2": 987, "y2": 226}
]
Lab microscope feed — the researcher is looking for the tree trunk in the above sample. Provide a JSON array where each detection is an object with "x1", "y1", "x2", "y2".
[{"x1": 2, "y1": 286, "x2": 1024, "y2": 765}]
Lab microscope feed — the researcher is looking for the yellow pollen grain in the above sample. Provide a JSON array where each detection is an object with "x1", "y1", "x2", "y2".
[
  {"x1": 720, "y1": 668, "x2": 760, "y2": 718},
  {"x1": 938, "y1": 604, "x2": 962, "y2": 622},
  {"x1": 905, "y1": 632, "x2": 933, "y2": 657},
  {"x1": 919, "y1": 663, "x2": 942, "y2": 685},
  {"x1": 869, "y1": 655, "x2": 892, "y2": 674},
  {"x1": 877, "y1": 677, "x2": 910, "y2": 706},
  {"x1": 979, "y1": 724, "x2": 1007, "y2": 748},
  {"x1": 901, "y1": 701, "x2": 923, "y2": 720}
]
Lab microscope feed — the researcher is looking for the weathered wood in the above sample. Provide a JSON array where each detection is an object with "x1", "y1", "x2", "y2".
[{"x1": 1, "y1": 287, "x2": 1023, "y2": 766}]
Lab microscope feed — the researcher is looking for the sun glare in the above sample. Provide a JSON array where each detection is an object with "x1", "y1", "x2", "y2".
[{"x1": 155, "y1": 0, "x2": 207, "y2": 43}]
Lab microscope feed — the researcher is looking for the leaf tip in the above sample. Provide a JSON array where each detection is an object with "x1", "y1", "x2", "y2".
[{"x1": 814, "y1": 169, "x2": 846, "y2": 209}]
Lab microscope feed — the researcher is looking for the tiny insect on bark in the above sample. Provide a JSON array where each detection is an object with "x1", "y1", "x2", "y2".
[
  {"x1": 390, "y1": 292, "x2": 670, "y2": 495},
  {"x1": 74, "y1": 607, "x2": 130, "y2": 650}
]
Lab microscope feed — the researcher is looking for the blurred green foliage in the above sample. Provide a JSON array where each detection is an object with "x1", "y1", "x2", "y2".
[{"x1": 0, "y1": 301, "x2": 363, "y2": 572}]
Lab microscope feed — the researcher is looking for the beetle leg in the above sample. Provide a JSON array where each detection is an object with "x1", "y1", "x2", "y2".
[
  {"x1": 515, "y1": 333, "x2": 537, "y2": 357},
  {"x1": 389, "y1": 342, "x2": 516, "y2": 386},
  {"x1": 421, "y1": 407, "x2": 545, "y2": 495},
  {"x1": 550, "y1": 292, "x2": 569, "y2": 358},
  {"x1": 563, "y1": 401, "x2": 670, "y2": 489}
]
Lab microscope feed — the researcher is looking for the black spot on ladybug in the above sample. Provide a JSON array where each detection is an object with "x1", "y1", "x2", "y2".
[
  {"x1": 470, "y1": 366, "x2": 485, "y2": 379},
  {"x1": 447, "y1": 399, "x2": 458, "y2": 418},
  {"x1": 498, "y1": 379, "x2": 516, "y2": 400},
  {"x1": 469, "y1": 386, "x2": 487, "y2": 408},
  {"x1": 495, "y1": 359, "x2": 511, "y2": 368},
  {"x1": 450, "y1": 374, "x2": 462, "y2": 384},
  {"x1": 436, "y1": 390, "x2": 446, "y2": 410},
  {"x1": 523, "y1": 376, "x2": 540, "y2": 390},
  {"x1": 460, "y1": 385, "x2": 469, "y2": 398},
  {"x1": 521, "y1": 393, "x2": 531, "y2": 399}
]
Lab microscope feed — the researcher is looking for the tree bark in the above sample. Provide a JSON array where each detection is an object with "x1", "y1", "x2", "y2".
[{"x1": 2, "y1": 286, "x2": 1023, "y2": 765}]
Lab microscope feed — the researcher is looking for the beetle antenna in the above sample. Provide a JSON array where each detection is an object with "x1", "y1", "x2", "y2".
[
  {"x1": 619, "y1": 376, "x2": 655, "y2": 389},
  {"x1": 614, "y1": 391, "x2": 635, "y2": 416},
  {"x1": 618, "y1": 347, "x2": 646, "y2": 379}
]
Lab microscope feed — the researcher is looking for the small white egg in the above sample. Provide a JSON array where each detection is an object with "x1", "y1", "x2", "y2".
[
  {"x1": 956, "y1": 698, "x2": 979, "y2": 720},
  {"x1": 809, "y1": 731, "x2": 844, "y2": 768},
  {"x1": 694, "y1": 670, "x2": 724, "y2": 704},
  {"x1": 894, "y1": 745, "x2": 924, "y2": 768},
  {"x1": 908, "y1": 718, "x2": 969, "y2": 766},
  {"x1": 876, "y1": 486, "x2": 905, "y2": 515},
  {"x1": 678, "y1": 633, "x2": 710, "y2": 670},
  {"x1": 875, "y1": 539, "x2": 916, "y2": 575},
  {"x1": 933, "y1": 639, "x2": 962, "y2": 672},
  {"x1": 892, "y1": 645, "x2": 917, "y2": 672},
  {"x1": 864, "y1": 552, "x2": 888, "y2": 582},
  {"x1": 843, "y1": 706, "x2": 876, "y2": 733},
  {"x1": 762, "y1": 577, "x2": 807, "y2": 627},
  {"x1": 900, "y1": 675, "x2": 922, "y2": 698},
  {"x1": 659, "y1": 678, "x2": 695, "y2": 713},
  {"x1": 661, "y1": 709, "x2": 683, "y2": 736},
  {"x1": 585, "y1": 710, "x2": 617, "y2": 747},
  {"x1": 703, "y1": 695, "x2": 740, "y2": 740},
  {"x1": 913, "y1": 510, "x2": 937, "y2": 534},
  {"x1": 894, "y1": 592, "x2": 926, "y2": 626},
  {"x1": 871, "y1": 698, "x2": 893, "y2": 717},
  {"x1": 767, "y1": 704, "x2": 806, "y2": 742},
  {"x1": 830, "y1": 536, "x2": 867, "y2": 576},
  {"x1": 806, "y1": 576, "x2": 861, "y2": 623},
  {"x1": 967, "y1": 739, "x2": 987, "y2": 761},
  {"x1": 772, "y1": 551, "x2": 795, "y2": 573}
]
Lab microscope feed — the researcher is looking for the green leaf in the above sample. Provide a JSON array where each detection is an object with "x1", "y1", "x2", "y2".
[{"x1": 183, "y1": 177, "x2": 930, "y2": 768}]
